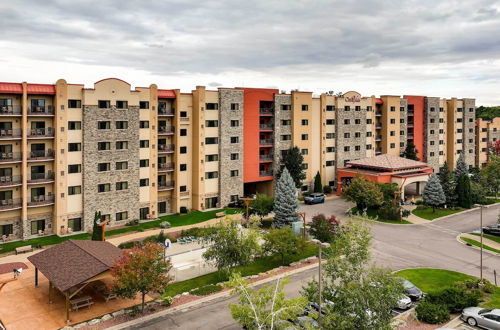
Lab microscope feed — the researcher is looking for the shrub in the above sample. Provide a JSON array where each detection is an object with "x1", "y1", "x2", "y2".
[
  {"x1": 377, "y1": 204, "x2": 400, "y2": 221},
  {"x1": 426, "y1": 287, "x2": 481, "y2": 313},
  {"x1": 309, "y1": 214, "x2": 339, "y2": 243},
  {"x1": 454, "y1": 278, "x2": 495, "y2": 294},
  {"x1": 180, "y1": 206, "x2": 188, "y2": 214},
  {"x1": 415, "y1": 300, "x2": 450, "y2": 324},
  {"x1": 160, "y1": 296, "x2": 173, "y2": 307},
  {"x1": 415, "y1": 200, "x2": 424, "y2": 206},
  {"x1": 298, "y1": 197, "x2": 304, "y2": 202},
  {"x1": 125, "y1": 219, "x2": 140, "y2": 226},
  {"x1": 118, "y1": 241, "x2": 136, "y2": 249},
  {"x1": 323, "y1": 185, "x2": 332, "y2": 194},
  {"x1": 401, "y1": 209, "x2": 411, "y2": 218},
  {"x1": 180, "y1": 227, "x2": 216, "y2": 238},
  {"x1": 190, "y1": 284, "x2": 223, "y2": 296},
  {"x1": 159, "y1": 221, "x2": 171, "y2": 229}
]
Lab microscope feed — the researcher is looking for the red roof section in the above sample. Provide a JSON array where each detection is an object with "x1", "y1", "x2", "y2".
[
  {"x1": 27, "y1": 84, "x2": 55, "y2": 95},
  {"x1": 0, "y1": 83, "x2": 23, "y2": 94},
  {"x1": 375, "y1": 98, "x2": 383, "y2": 104},
  {"x1": 158, "y1": 89, "x2": 176, "y2": 98}
]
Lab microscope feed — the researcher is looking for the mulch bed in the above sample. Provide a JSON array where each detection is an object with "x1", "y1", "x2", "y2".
[{"x1": 0, "y1": 262, "x2": 28, "y2": 275}]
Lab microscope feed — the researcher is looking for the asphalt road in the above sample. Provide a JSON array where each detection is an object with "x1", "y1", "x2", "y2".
[{"x1": 125, "y1": 200, "x2": 500, "y2": 330}]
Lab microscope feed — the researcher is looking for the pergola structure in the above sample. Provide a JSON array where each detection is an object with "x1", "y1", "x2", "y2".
[
  {"x1": 28, "y1": 240, "x2": 123, "y2": 322},
  {"x1": 336, "y1": 154, "x2": 433, "y2": 200}
]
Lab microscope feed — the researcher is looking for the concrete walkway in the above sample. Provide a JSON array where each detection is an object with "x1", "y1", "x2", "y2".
[
  {"x1": 402, "y1": 205, "x2": 429, "y2": 224},
  {"x1": 461, "y1": 233, "x2": 500, "y2": 251}
]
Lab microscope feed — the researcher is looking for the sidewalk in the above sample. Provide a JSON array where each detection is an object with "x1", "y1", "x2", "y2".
[
  {"x1": 461, "y1": 233, "x2": 500, "y2": 251},
  {"x1": 402, "y1": 205, "x2": 429, "y2": 224}
]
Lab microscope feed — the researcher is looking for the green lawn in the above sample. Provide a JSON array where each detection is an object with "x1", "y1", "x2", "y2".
[
  {"x1": 471, "y1": 233, "x2": 500, "y2": 244},
  {"x1": 395, "y1": 268, "x2": 500, "y2": 308},
  {"x1": 461, "y1": 238, "x2": 500, "y2": 254},
  {"x1": 411, "y1": 207, "x2": 464, "y2": 220},
  {"x1": 350, "y1": 207, "x2": 412, "y2": 224},
  {"x1": 163, "y1": 243, "x2": 318, "y2": 297},
  {"x1": 0, "y1": 209, "x2": 239, "y2": 255}
]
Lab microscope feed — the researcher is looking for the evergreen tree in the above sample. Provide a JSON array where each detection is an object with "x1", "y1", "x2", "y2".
[
  {"x1": 273, "y1": 168, "x2": 300, "y2": 227},
  {"x1": 455, "y1": 152, "x2": 469, "y2": 178},
  {"x1": 313, "y1": 171, "x2": 323, "y2": 193},
  {"x1": 438, "y1": 161, "x2": 456, "y2": 207},
  {"x1": 456, "y1": 174, "x2": 473, "y2": 209},
  {"x1": 400, "y1": 142, "x2": 419, "y2": 161},
  {"x1": 422, "y1": 174, "x2": 446, "y2": 212},
  {"x1": 278, "y1": 146, "x2": 306, "y2": 189},
  {"x1": 91, "y1": 211, "x2": 103, "y2": 241}
]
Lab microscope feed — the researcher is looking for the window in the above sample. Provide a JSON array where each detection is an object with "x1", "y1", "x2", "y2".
[
  {"x1": 140, "y1": 120, "x2": 149, "y2": 128},
  {"x1": 439, "y1": 118, "x2": 444, "y2": 123},
  {"x1": 390, "y1": 131, "x2": 395, "y2": 136},
  {"x1": 206, "y1": 103, "x2": 218, "y2": 110},
  {"x1": 326, "y1": 119, "x2": 335, "y2": 125},
  {"x1": 326, "y1": 160, "x2": 335, "y2": 166},
  {"x1": 400, "y1": 107, "x2": 405, "y2": 111},
  {"x1": 390, "y1": 143, "x2": 395, "y2": 148},
  {"x1": 180, "y1": 128, "x2": 187, "y2": 136},
  {"x1": 230, "y1": 103, "x2": 239, "y2": 110},
  {"x1": 301, "y1": 119, "x2": 308, "y2": 125},
  {"x1": 400, "y1": 130, "x2": 405, "y2": 135},
  {"x1": 367, "y1": 106, "x2": 372, "y2": 111},
  {"x1": 231, "y1": 137, "x2": 239, "y2": 143},
  {"x1": 469, "y1": 108, "x2": 474, "y2": 112},
  {"x1": 439, "y1": 129, "x2": 444, "y2": 134},
  {"x1": 97, "y1": 121, "x2": 111, "y2": 130},
  {"x1": 326, "y1": 105, "x2": 335, "y2": 111},
  {"x1": 439, "y1": 140, "x2": 444, "y2": 145},
  {"x1": 98, "y1": 183, "x2": 111, "y2": 193},
  {"x1": 457, "y1": 118, "x2": 463, "y2": 123},
  {"x1": 390, "y1": 106, "x2": 396, "y2": 112},
  {"x1": 98, "y1": 100, "x2": 110, "y2": 109},
  {"x1": 116, "y1": 121, "x2": 128, "y2": 129},
  {"x1": 116, "y1": 181, "x2": 128, "y2": 191},
  {"x1": 469, "y1": 118, "x2": 473, "y2": 123},
  {"x1": 230, "y1": 120, "x2": 239, "y2": 127},
  {"x1": 205, "y1": 171, "x2": 218, "y2": 179},
  {"x1": 116, "y1": 141, "x2": 128, "y2": 150},
  {"x1": 326, "y1": 147, "x2": 335, "y2": 152},
  {"x1": 400, "y1": 118, "x2": 405, "y2": 123},
  {"x1": 400, "y1": 142, "x2": 404, "y2": 147},
  {"x1": 344, "y1": 119, "x2": 350, "y2": 125},
  {"x1": 30, "y1": 220, "x2": 45, "y2": 235},
  {"x1": 281, "y1": 120, "x2": 291, "y2": 126},
  {"x1": 180, "y1": 111, "x2": 188, "y2": 118},
  {"x1": 98, "y1": 163, "x2": 110, "y2": 172},
  {"x1": 457, "y1": 107, "x2": 463, "y2": 112},
  {"x1": 366, "y1": 144, "x2": 372, "y2": 150},
  {"x1": 231, "y1": 153, "x2": 239, "y2": 160},
  {"x1": 366, "y1": 131, "x2": 372, "y2": 137},
  {"x1": 344, "y1": 133, "x2": 350, "y2": 138},
  {"x1": 206, "y1": 154, "x2": 219, "y2": 162},
  {"x1": 205, "y1": 137, "x2": 218, "y2": 144},
  {"x1": 301, "y1": 105, "x2": 308, "y2": 111},
  {"x1": 68, "y1": 121, "x2": 81, "y2": 130},
  {"x1": 355, "y1": 132, "x2": 361, "y2": 138},
  {"x1": 355, "y1": 119, "x2": 361, "y2": 124},
  {"x1": 68, "y1": 186, "x2": 81, "y2": 195},
  {"x1": 344, "y1": 106, "x2": 350, "y2": 111},
  {"x1": 355, "y1": 145, "x2": 361, "y2": 151},
  {"x1": 430, "y1": 141, "x2": 435, "y2": 145},
  {"x1": 366, "y1": 119, "x2": 372, "y2": 124},
  {"x1": 390, "y1": 119, "x2": 396, "y2": 124},
  {"x1": 430, "y1": 152, "x2": 435, "y2": 157},
  {"x1": 68, "y1": 99, "x2": 81, "y2": 108},
  {"x1": 180, "y1": 146, "x2": 187, "y2": 153},
  {"x1": 457, "y1": 128, "x2": 463, "y2": 133},
  {"x1": 140, "y1": 159, "x2": 149, "y2": 167},
  {"x1": 98, "y1": 142, "x2": 111, "y2": 150},
  {"x1": 281, "y1": 104, "x2": 291, "y2": 110},
  {"x1": 344, "y1": 146, "x2": 350, "y2": 152},
  {"x1": 457, "y1": 139, "x2": 463, "y2": 143},
  {"x1": 68, "y1": 164, "x2": 81, "y2": 173},
  {"x1": 139, "y1": 101, "x2": 149, "y2": 109},
  {"x1": 205, "y1": 120, "x2": 218, "y2": 127},
  {"x1": 326, "y1": 133, "x2": 335, "y2": 139},
  {"x1": 116, "y1": 211, "x2": 128, "y2": 221},
  {"x1": 140, "y1": 178, "x2": 149, "y2": 187},
  {"x1": 231, "y1": 170, "x2": 239, "y2": 177},
  {"x1": 116, "y1": 161, "x2": 128, "y2": 170},
  {"x1": 355, "y1": 106, "x2": 361, "y2": 111},
  {"x1": 68, "y1": 218, "x2": 82, "y2": 232},
  {"x1": 301, "y1": 134, "x2": 308, "y2": 140},
  {"x1": 180, "y1": 185, "x2": 187, "y2": 192},
  {"x1": 301, "y1": 149, "x2": 308, "y2": 155},
  {"x1": 180, "y1": 164, "x2": 187, "y2": 171},
  {"x1": 281, "y1": 134, "x2": 291, "y2": 141},
  {"x1": 68, "y1": 143, "x2": 81, "y2": 152},
  {"x1": 230, "y1": 195, "x2": 239, "y2": 202},
  {"x1": 140, "y1": 140, "x2": 149, "y2": 148}
]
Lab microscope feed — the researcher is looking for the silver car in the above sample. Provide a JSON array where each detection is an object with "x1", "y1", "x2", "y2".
[{"x1": 461, "y1": 307, "x2": 500, "y2": 329}]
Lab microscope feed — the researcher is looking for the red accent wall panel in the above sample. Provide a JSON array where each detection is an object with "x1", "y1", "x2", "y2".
[{"x1": 404, "y1": 95, "x2": 425, "y2": 161}]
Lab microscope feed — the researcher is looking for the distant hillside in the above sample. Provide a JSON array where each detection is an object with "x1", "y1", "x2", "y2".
[{"x1": 476, "y1": 106, "x2": 500, "y2": 121}]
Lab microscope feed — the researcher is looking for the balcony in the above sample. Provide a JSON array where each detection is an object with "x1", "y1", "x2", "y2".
[
  {"x1": 408, "y1": 110, "x2": 414, "y2": 116},
  {"x1": 0, "y1": 152, "x2": 22, "y2": 163},
  {"x1": 0, "y1": 105, "x2": 22, "y2": 116},
  {"x1": 259, "y1": 154, "x2": 274, "y2": 162},
  {"x1": 158, "y1": 108, "x2": 175, "y2": 116},
  {"x1": 28, "y1": 127, "x2": 55, "y2": 139},
  {"x1": 28, "y1": 106, "x2": 55, "y2": 116},
  {"x1": 260, "y1": 123, "x2": 274, "y2": 130},
  {"x1": 180, "y1": 117, "x2": 189, "y2": 122},
  {"x1": 0, "y1": 175, "x2": 22, "y2": 187},
  {"x1": 158, "y1": 181, "x2": 175, "y2": 191},
  {"x1": 408, "y1": 134, "x2": 414, "y2": 139},
  {"x1": 28, "y1": 172, "x2": 55, "y2": 184},
  {"x1": 375, "y1": 148, "x2": 382, "y2": 155},
  {"x1": 259, "y1": 170, "x2": 273, "y2": 177},
  {"x1": 158, "y1": 126, "x2": 175, "y2": 135},
  {"x1": 0, "y1": 198, "x2": 22, "y2": 211},
  {"x1": 158, "y1": 162, "x2": 174, "y2": 172},
  {"x1": 375, "y1": 135, "x2": 382, "y2": 142},
  {"x1": 28, "y1": 150, "x2": 55, "y2": 161},
  {"x1": 375, "y1": 124, "x2": 382, "y2": 130},
  {"x1": 259, "y1": 108, "x2": 274, "y2": 115},
  {"x1": 158, "y1": 144, "x2": 175, "y2": 153},
  {"x1": 407, "y1": 123, "x2": 414, "y2": 128},
  {"x1": 259, "y1": 139, "x2": 273, "y2": 146},
  {"x1": 0, "y1": 128, "x2": 22, "y2": 140},
  {"x1": 375, "y1": 111, "x2": 382, "y2": 117},
  {"x1": 28, "y1": 194, "x2": 54, "y2": 207}
]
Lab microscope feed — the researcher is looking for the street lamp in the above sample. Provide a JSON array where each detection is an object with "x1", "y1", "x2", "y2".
[
  {"x1": 474, "y1": 204, "x2": 484, "y2": 282},
  {"x1": 310, "y1": 239, "x2": 330, "y2": 325}
]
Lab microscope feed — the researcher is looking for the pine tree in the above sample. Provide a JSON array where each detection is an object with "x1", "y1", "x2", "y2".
[
  {"x1": 91, "y1": 211, "x2": 103, "y2": 241},
  {"x1": 278, "y1": 146, "x2": 306, "y2": 189},
  {"x1": 273, "y1": 168, "x2": 300, "y2": 227},
  {"x1": 422, "y1": 174, "x2": 446, "y2": 212},
  {"x1": 400, "y1": 142, "x2": 419, "y2": 161},
  {"x1": 313, "y1": 171, "x2": 323, "y2": 193},
  {"x1": 455, "y1": 152, "x2": 469, "y2": 178},
  {"x1": 456, "y1": 174, "x2": 472, "y2": 209},
  {"x1": 438, "y1": 161, "x2": 456, "y2": 207}
]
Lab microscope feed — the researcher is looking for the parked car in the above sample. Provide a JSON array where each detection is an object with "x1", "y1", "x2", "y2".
[
  {"x1": 401, "y1": 279, "x2": 423, "y2": 301},
  {"x1": 483, "y1": 224, "x2": 500, "y2": 236},
  {"x1": 304, "y1": 193, "x2": 325, "y2": 205},
  {"x1": 396, "y1": 295, "x2": 413, "y2": 310},
  {"x1": 461, "y1": 307, "x2": 500, "y2": 329}
]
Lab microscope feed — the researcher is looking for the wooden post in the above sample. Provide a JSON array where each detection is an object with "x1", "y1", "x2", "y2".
[
  {"x1": 98, "y1": 219, "x2": 110, "y2": 241},
  {"x1": 35, "y1": 267, "x2": 38, "y2": 288},
  {"x1": 65, "y1": 292, "x2": 70, "y2": 323},
  {"x1": 48, "y1": 281, "x2": 52, "y2": 304}
]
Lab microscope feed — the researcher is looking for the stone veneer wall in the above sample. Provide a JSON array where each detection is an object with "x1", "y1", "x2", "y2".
[
  {"x1": 4, "y1": 217, "x2": 22, "y2": 240},
  {"x1": 23, "y1": 213, "x2": 53, "y2": 238},
  {"x1": 399, "y1": 99, "x2": 407, "y2": 153},
  {"x1": 218, "y1": 89, "x2": 244, "y2": 207},
  {"x1": 424, "y1": 97, "x2": 440, "y2": 170},
  {"x1": 462, "y1": 99, "x2": 476, "y2": 168},
  {"x1": 335, "y1": 107, "x2": 368, "y2": 168},
  {"x1": 273, "y1": 95, "x2": 293, "y2": 177},
  {"x1": 82, "y1": 105, "x2": 140, "y2": 230}
]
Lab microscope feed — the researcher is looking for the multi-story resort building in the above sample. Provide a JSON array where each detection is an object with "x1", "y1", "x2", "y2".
[{"x1": 0, "y1": 78, "x2": 489, "y2": 240}]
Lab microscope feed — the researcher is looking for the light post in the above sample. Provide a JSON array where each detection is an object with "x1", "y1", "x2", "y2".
[
  {"x1": 310, "y1": 239, "x2": 330, "y2": 325},
  {"x1": 474, "y1": 204, "x2": 484, "y2": 282}
]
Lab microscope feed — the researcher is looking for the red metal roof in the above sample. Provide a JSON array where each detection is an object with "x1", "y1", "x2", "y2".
[
  {"x1": 158, "y1": 89, "x2": 176, "y2": 98},
  {"x1": 0, "y1": 82, "x2": 23, "y2": 94},
  {"x1": 27, "y1": 84, "x2": 55, "y2": 95},
  {"x1": 375, "y1": 98, "x2": 383, "y2": 105}
]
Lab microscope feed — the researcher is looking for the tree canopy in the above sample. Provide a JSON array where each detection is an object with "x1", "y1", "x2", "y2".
[
  {"x1": 343, "y1": 175, "x2": 383, "y2": 210},
  {"x1": 309, "y1": 214, "x2": 339, "y2": 243},
  {"x1": 422, "y1": 174, "x2": 446, "y2": 211},
  {"x1": 456, "y1": 174, "x2": 472, "y2": 209},
  {"x1": 400, "y1": 142, "x2": 419, "y2": 161},
  {"x1": 91, "y1": 211, "x2": 103, "y2": 241},
  {"x1": 313, "y1": 171, "x2": 323, "y2": 193},
  {"x1": 263, "y1": 227, "x2": 302, "y2": 265},
  {"x1": 480, "y1": 156, "x2": 500, "y2": 197},
  {"x1": 278, "y1": 146, "x2": 306, "y2": 188},
  {"x1": 455, "y1": 152, "x2": 469, "y2": 178},
  {"x1": 250, "y1": 194, "x2": 274, "y2": 219},
  {"x1": 476, "y1": 106, "x2": 500, "y2": 121},
  {"x1": 438, "y1": 161, "x2": 456, "y2": 207},
  {"x1": 273, "y1": 168, "x2": 300, "y2": 227}
]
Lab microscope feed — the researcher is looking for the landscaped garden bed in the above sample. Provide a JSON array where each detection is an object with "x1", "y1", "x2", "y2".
[
  {"x1": 350, "y1": 207, "x2": 412, "y2": 224},
  {"x1": 411, "y1": 206, "x2": 464, "y2": 220}
]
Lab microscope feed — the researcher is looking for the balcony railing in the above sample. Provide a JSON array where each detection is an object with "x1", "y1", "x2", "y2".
[
  {"x1": 0, "y1": 152, "x2": 22, "y2": 162},
  {"x1": 408, "y1": 134, "x2": 414, "y2": 139},
  {"x1": 28, "y1": 194, "x2": 54, "y2": 206},
  {"x1": 0, "y1": 175, "x2": 22, "y2": 186},
  {"x1": 260, "y1": 108, "x2": 274, "y2": 115},
  {"x1": 158, "y1": 144, "x2": 175, "y2": 153},
  {"x1": 28, "y1": 172, "x2": 55, "y2": 183},
  {"x1": 0, "y1": 198, "x2": 22, "y2": 210},
  {"x1": 260, "y1": 123, "x2": 274, "y2": 130},
  {"x1": 180, "y1": 117, "x2": 189, "y2": 122},
  {"x1": 259, "y1": 170, "x2": 273, "y2": 177},
  {"x1": 0, "y1": 128, "x2": 22, "y2": 139},
  {"x1": 259, "y1": 154, "x2": 274, "y2": 161},
  {"x1": 259, "y1": 139, "x2": 273, "y2": 145},
  {"x1": 158, "y1": 181, "x2": 175, "y2": 190},
  {"x1": 375, "y1": 111, "x2": 382, "y2": 117},
  {"x1": 28, "y1": 106, "x2": 55, "y2": 115},
  {"x1": 0, "y1": 105, "x2": 22, "y2": 116},
  {"x1": 407, "y1": 123, "x2": 414, "y2": 128},
  {"x1": 158, "y1": 108, "x2": 175, "y2": 116},
  {"x1": 408, "y1": 110, "x2": 414, "y2": 116},
  {"x1": 375, "y1": 148, "x2": 382, "y2": 154},
  {"x1": 28, "y1": 127, "x2": 55, "y2": 138},
  {"x1": 375, "y1": 124, "x2": 382, "y2": 130},
  {"x1": 158, "y1": 162, "x2": 174, "y2": 171},
  {"x1": 158, "y1": 126, "x2": 175, "y2": 135},
  {"x1": 375, "y1": 135, "x2": 382, "y2": 141},
  {"x1": 28, "y1": 150, "x2": 55, "y2": 160}
]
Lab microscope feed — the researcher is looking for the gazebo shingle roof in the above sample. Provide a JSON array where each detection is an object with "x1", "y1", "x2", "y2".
[
  {"x1": 346, "y1": 154, "x2": 429, "y2": 171},
  {"x1": 28, "y1": 240, "x2": 123, "y2": 292}
]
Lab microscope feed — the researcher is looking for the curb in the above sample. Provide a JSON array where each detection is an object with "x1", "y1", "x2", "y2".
[
  {"x1": 106, "y1": 261, "x2": 321, "y2": 330},
  {"x1": 456, "y1": 234, "x2": 500, "y2": 256}
]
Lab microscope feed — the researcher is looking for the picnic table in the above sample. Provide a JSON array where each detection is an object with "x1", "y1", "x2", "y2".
[
  {"x1": 70, "y1": 295, "x2": 93, "y2": 311},
  {"x1": 93, "y1": 281, "x2": 117, "y2": 302}
]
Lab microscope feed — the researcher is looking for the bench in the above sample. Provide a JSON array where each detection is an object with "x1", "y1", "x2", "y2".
[
  {"x1": 70, "y1": 295, "x2": 94, "y2": 311},
  {"x1": 215, "y1": 212, "x2": 225, "y2": 218},
  {"x1": 15, "y1": 245, "x2": 33, "y2": 255}
]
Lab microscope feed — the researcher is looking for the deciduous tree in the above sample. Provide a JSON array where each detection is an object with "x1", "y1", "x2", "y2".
[
  {"x1": 480, "y1": 156, "x2": 500, "y2": 197},
  {"x1": 273, "y1": 168, "x2": 300, "y2": 227},
  {"x1": 278, "y1": 147, "x2": 306, "y2": 188},
  {"x1": 263, "y1": 227, "x2": 302, "y2": 265},
  {"x1": 250, "y1": 194, "x2": 274, "y2": 220},
  {"x1": 343, "y1": 175, "x2": 383, "y2": 211},
  {"x1": 422, "y1": 174, "x2": 446, "y2": 212},
  {"x1": 309, "y1": 214, "x2": 339, "y2": 243}
]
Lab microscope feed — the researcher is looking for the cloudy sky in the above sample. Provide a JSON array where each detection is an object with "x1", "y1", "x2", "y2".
[{"x1": 1, "y1": 0, "x2": 499, "y2": 105}]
